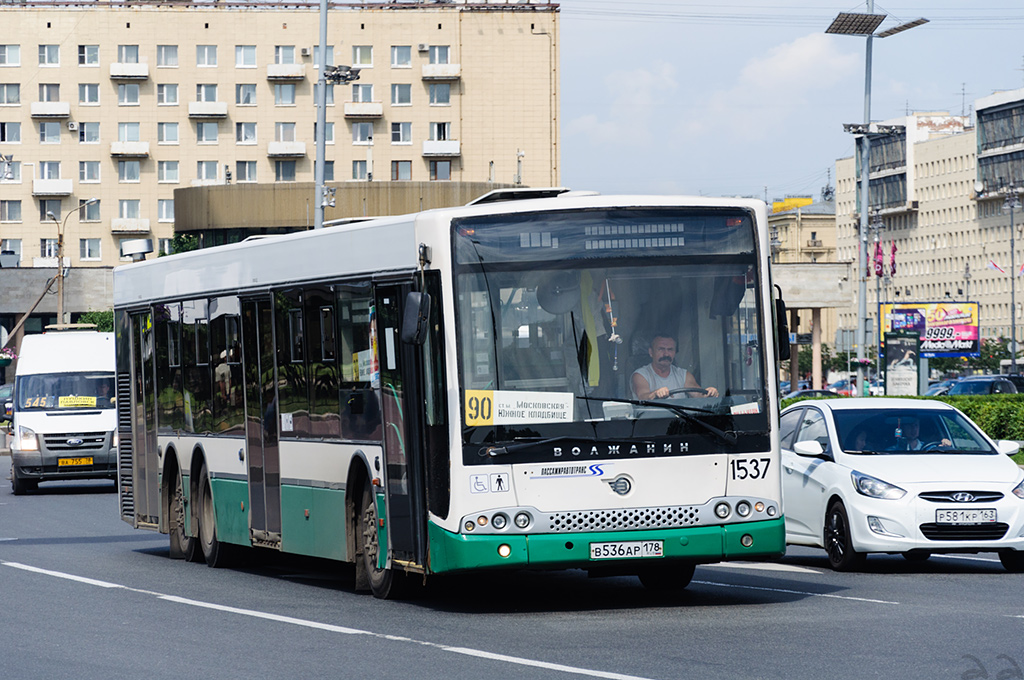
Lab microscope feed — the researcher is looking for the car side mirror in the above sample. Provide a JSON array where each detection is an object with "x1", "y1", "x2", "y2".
[
  {"x1": 400, "y1": 291, "x2": 431, "y2": 346},
  {"x1": 793, "y1": 440, "x2": 825, "y2": 457},
  {"x1": 3, "y1": 401, "x2": 11, "y2": 420},
  {"x1": 997, "y1": 440, "x2": 1020, "y2": 456}
]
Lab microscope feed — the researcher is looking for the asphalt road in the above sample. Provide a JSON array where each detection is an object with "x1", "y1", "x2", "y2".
[{"x1": 2, "y1": 458, "x2": 1023, "y2": 680}]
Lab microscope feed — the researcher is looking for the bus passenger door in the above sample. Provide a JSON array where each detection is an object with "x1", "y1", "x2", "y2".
[
  {"x1": 125, "y1": 311, "x2": 159, "y2": 527},
  {"x1": 374, "y1": 283, "x2": 428, "y2": 571},
  {"x1": 241, "y1": 297, "x2": 282, "y2": 547}
]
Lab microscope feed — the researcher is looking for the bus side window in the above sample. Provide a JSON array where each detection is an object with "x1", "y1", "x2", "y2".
[{"x1": 337, "y1": 281, "x2": 381, "y2": 441}]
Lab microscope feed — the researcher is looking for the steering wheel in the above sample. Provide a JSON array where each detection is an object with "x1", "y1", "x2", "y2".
[
  {"x1": 921, "y1": 442, "x2": 942, "y2": 451},
  {"x1": 667, "y1": 387, "x2": 709, "y2": 396}
]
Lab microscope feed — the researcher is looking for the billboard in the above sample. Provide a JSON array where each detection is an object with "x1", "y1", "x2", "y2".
[
  {"x1": 879, "y1": 301, "x2": 979, "y2": 358},
  {"x1": 885, "y1": 332, "x2": 920, "y2": 396}
]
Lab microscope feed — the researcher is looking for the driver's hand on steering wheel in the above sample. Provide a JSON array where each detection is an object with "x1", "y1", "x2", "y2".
[
  {"x1": 652, "y1": 386, "x2": 671, "y2": 399},
  {"x1": 704, "y1": 386, "x2": 719, "y2": 397}
]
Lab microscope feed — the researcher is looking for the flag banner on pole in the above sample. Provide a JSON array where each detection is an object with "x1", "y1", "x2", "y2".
[
  {"x1": 988, "y1": 260, "x2": 1006, "y2": 274},
  {"x1": 873, "y1": 240, "x2": 884, "y2": 277},
  {"x1": 889, "y1": 241, "x2": 897, "y2": 277},
  {"x1": 1018, "y1": 261, "x2": 1024, "y2": 277}
]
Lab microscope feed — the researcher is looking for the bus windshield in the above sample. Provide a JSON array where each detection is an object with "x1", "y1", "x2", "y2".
[
  {"x1": 16, "y1": 372, "x2": 116, "y2": 411},
  {"x1": 454, "y1": 207, "x2": 769, "y2": 460}
]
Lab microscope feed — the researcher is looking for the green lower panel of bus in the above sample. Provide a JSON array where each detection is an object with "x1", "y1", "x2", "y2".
[{"x1": 427, "y1": 518, "x2": 786, "y2": 574}]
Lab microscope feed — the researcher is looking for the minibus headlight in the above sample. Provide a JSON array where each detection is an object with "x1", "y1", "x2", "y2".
[{"x1": 18, "y1": 426, "x2": 39, "y2": 452}]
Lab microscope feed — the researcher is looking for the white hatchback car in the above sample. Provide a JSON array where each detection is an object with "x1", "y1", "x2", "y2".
[{"x1": 780, "y1": 398, "x2": 1024, "y2": 571}]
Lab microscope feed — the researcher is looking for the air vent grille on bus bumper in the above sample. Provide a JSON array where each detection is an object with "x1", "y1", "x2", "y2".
[{"x1": 548, "y1": 506, "x2": 701, "y2": 532}]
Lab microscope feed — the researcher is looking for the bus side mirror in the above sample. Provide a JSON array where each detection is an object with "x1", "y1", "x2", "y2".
[
  {"x1": 401, "y1": 292, "x2": 431, "y2": 346},
  {"x1": 775, "y1": 291, "x2": 791, "y2": 361}
]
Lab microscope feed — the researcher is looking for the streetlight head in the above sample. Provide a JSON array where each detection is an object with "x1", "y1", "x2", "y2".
[
  {"x1": 46, "y1": 211, "x2": 56, "y2": 220},
  {"x1": 876, "y1": 18, "x2": 929, "y2": 39},
  {"x1": 826, "y1": 12, "x2": 886, "y2": 36}
]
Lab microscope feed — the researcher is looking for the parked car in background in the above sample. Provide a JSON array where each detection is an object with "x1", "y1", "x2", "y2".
[
  {"x1": 925, "y1": 378, "x2": 960, "y2": 396},
  {"x1": 784, "y1": 389, "x2": 839, "y2": 400},
  {"x1": 947, "y1": 376, "x2": 1017, "y2": 395},
  {"x1": 868, "y1": 380, "x2": 884, "y2": 396},
  {"x1": 828, "y1": 379, "x2": 856, "y2": 396},
  {"x1": 780, "y1": 380, "x2": 810, "y2": 394},
  {"x1": 1002, "y1": 375, "x2": 1024, "y2": 392},
  {"x1": 780, "y1": 397, "x2": 1024, "y2": 571},
  {"x1": 0, "y1": 383, "x2": 12, "y2": 425}
]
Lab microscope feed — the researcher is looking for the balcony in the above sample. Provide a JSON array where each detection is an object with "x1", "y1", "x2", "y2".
[
  {"x1": 267, "y1": 141, "x2": 306, "y2": 157},
  {"x1": 109, "y1": 63, "x2": 149, "y2": 80},
  {"x1": 806, "y1": 239, "x2": 824, "y2": 248},
  {"x1": 111, "y1": 218, "x2": 151, "y2": 233},
  {"x1": 422, "y1": 139, "x2": 460, "y2": 157},
  {"x1": 30, "y1": 102, "x2": 71, "y2": 118},
  {"x1": 267, "y1": 64, "x2": 306, "y2": 80},
  {"x1": 343, "y1": 101, "x2": 384, "y2": 119},
  {"x1": 188, "y1": 101, "x2": 229, "y2": 119},
  {"x1": 110, "y1": 141, "x2": 150, "y2": 157},
  {"x1": 31, "y1": 178, "x2": 73, "y2": 196},
  {"x1": 421, "y1": 63, "x2": 461, "y2": 81},
  {"x1": 190, "y1": 179, "x2": 220, "y2": 187}
]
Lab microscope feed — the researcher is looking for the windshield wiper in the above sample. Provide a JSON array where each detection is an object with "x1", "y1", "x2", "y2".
[
  {"x1": 581, "y1": 396, "x2": 736, "y2": 444},
  {"x1": 480, "y1": 436, "x2": 580, "y2": 458}
]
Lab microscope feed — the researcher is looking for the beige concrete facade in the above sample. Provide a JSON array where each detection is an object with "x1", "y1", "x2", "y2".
[{"x1": 0, "y1": 1, "x2": 560, "y2": 269}]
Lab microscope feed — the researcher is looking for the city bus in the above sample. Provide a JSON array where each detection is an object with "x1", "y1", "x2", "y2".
[{"x1": 113, "y1": 190, "x2": 790, "y2": 598}]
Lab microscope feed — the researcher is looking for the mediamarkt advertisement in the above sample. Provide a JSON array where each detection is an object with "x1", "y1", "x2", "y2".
[{"x1": 879, "y1": 302, "x2": 980, "y2": 358}]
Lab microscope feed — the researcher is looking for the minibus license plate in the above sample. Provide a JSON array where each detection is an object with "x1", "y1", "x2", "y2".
[
  {"x1": 58, "y1": 457, "x2": 93, "y2": 467},
  {"x1": 935, "y1": 509, "x2": 996, "y2": 524},
  {"x1": 590, "y1": 540, "x2": 663, "y2": 560}
]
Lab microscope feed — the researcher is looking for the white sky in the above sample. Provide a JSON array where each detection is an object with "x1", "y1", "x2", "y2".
[{"x1": 558, "y1": 1, "x2": 1024, "y2": 201}]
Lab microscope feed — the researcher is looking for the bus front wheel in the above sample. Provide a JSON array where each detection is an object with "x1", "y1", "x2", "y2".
[{"x1": 357, "y1": 485, "x2": 409, "y2": 599}]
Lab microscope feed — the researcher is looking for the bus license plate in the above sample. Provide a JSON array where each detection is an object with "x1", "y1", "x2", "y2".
[
  {"x1": 936, "y1": 508, "x2": 996, "y2": 524},
  {"x1": 589, "y1": 540, "x2": 663, "y2": 560},
  {"x1": 58, "y1": 457, "x2": 93, "y2": 467}
]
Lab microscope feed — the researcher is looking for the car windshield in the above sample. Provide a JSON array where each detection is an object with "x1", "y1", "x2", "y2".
[
  {"x1": 835, "y1": 408, "x2": 996, "y2": 455},
  {"x1": 15, "y1": 372, "x2": 116, "y2": 411}
]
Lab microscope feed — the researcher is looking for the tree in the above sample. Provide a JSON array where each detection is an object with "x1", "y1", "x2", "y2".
[
  {"x1": 167, "y1": 233, "x2": 200, "y2": 255},
  {"x1": 969, "y1": 336, "x2": 1010, "y2": 373},
  {"x1": 75, "y1": 310, "x2": 113, "y2": 332}
]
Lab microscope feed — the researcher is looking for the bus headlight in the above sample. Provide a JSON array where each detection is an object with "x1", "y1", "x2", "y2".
[
  {"x1": 714, "y1": 502, "x2": 731, "y2": 519},
  {"x1": 492, "y1": 513, "x2": 508, "y2": 530},
  {"x1": 736, "y1": 501, "x2": 752, "y2": 518},
  {"x1": 17, "y1": 426, "x2": 39, "y2": 452},
  {"x1": 514, "y1": 512, "x2": 531, "y2": 529}
]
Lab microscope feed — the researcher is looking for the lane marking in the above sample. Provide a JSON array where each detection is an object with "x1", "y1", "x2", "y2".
[
  {"x1": 702, "y1": 562, "x2": 822, "y2": 575},
  {"x1": 935, "y1": 555, "x2": 1001, "y2": 564},
  {"x1": 2, "y1": 560, "x2": 656, "y2": 680},
  {"x1": 692, "y1": 580, "x2": 899, "y2": 605}
]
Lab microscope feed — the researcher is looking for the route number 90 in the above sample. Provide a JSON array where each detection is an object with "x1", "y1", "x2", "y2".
[{"x1": 464, "y1": 390, "x2": 494, "y2": 426}]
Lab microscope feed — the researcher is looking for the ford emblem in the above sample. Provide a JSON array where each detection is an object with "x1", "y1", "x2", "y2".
[
  {"x1": 66, "y1": 438, "x2": 84, "y2": 447},
  {"x1": 952, "y1": 492, "x2": 975, "y2": 503}
]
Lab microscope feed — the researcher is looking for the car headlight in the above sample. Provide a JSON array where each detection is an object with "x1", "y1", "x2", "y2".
[
  {"x1": 17, "y1": 426, "x2": 39, "y2": 452},
  {"x1": 851, "y1": 470, "x2": 906, "y2": 500},
  {"x1": 1013, "y1": 477, "x2": 1024, "y2": 500}
]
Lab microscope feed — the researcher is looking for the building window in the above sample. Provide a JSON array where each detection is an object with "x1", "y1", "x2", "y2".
[
  {"x1": 429, "y1": 83, "x2": 450, "y2": 106},
  {"x1": 274, "y1": 84, "x2": 296, "y2": 106},
  {"x1": 352, "y1": 160, "x2": 367, "y2": 180},
  {"x1": 0, "y1": 160, "x2": 20, "y2": 182},
  {"x1": 157, "y1": 84, "x2": 178, "y2": 105},
  {"x1": 0, "y1": 45, "x2": 21, "y2": 67},
  {"x1": 391, "y1": 45, "x2": 411, "y2": 68},
  {"x1": 391, "y1": 84, "x2": 411, "y2": 106},
  {"x1": 196, "y1": 83, "x2": 218, "y2": 102},
  {"x1": 158, "y1": 122, "x2": 179, "y2": 144},
  {"x1": 117, "y1": 45, "x2": 139, "y2": 64},
  {"x1": 352, "y1": 122, "x2": 373, "y2": 144},
  {"x1": 78, "y1": 83, "x2": 99, "y2": 105},
  {"x1": 79, "y1": 161, "x2": 100, "y2": 182},
  {"x1": 197, "y1": 121, "x2": 218, "y2": 143},
  {"x1": 80, "y1": 238, "x2": 101, "y2": 260},
  {"x1": 236, "y1": 160, "x2": 257, "y2": 182},
  {"x1": 0, "y1": 200, "x2": 21, "y2": 222},
  {"x1": 38, "y1": 83, "x2": 59, "y2": 102},
  {"x1": 196, "y1": 44, "x2": 217, "y2": 67},
  {"x1": 275, "y1": 160, "x2": 296, "y2": 182},
  {"x1": 429, "y1": 122, "x2": 450, "y2": 141},
  {"x1": 119, "y1": 199, "x2": 140, "y2": 219},
  {"x1": 275, "y1": 122, "x2": 296, "y2": 142},
  {"x1": 428, "y1": 45, "x2": 450, "y2": 65},
  {"x1": 429, "y1": 160, "x2": 451, "y2": 181},
  {"x1": 236, "y1": 83, "x2": 257, "y2": 106},
  {"x1": 1, "y1": 239, "x2": 21, "y2": 262},
  {"x1": 0, "y1": 121, "x2": 21, "y2": 142},
  {"x1": 157, "y1": 45, "x2": 178, "y2": 67},
  {"x1": 275, "y1": 45, "x2": 295, "y2": 65},
  {"x1": 352, "y1": 83, "x2": 373, "y2": 103},
  {"x1": 323, "y1": 160, "x2": 334, "y2": 182},
  {"x1": 158, "y1": 199, "x2": 175, "y2": 222},
  {"x1": 39, "y1": 199, "x2": 61, "y2": 222},
  {"x1": 236, "y1": 122, "x2": 256, "y2": 144},
  {"x1": 38, "y1": 121, "x2": 60, "y2": 143},
  {"x1": 158, "y1": 160, "x2": 179, "y2": 182},
  {"x1": 118, "y1": 122, "x2": 140, "y2": 142},
  {"x1": 38, "y1": 44, "x2": 59, "y2": 66},
  {"x1": 323, "y1": 83, "x2": 335, "y2": 106},
  {"x1": 41, "y1": 238, "x2": 59, "y2": 258},
  {"x1": 158, "y1": 238, "x2": 171, "y2": 255},
  {"x1": 79, "y1": 199, "x2": 100, "y2": 222},
  {"x1": 197, "y1": 161, "x2": 218, "y2": 181},
  {"x1": 391, "y1": 122, "x2": 411, "y2": 144},
  {"x1": 235, "y1": 45, "x2": 256, "y2": 68},
  {"x1": 118, "y1": 83, "x2": 140, "y2": 105},
  {"x1": 78, "y1": 45, "x2": 99, "y2": 66},
  {"x1": 39, "y1": 161, "x2": 60, "y2": 179},
  {"x1": 313, "y1": 45, "x2": 334, "y2": 68},
  {"x1": 118, "y1": 160, "x2": 140, "y2": 182},
  {"x1": 352, "y1": 45, "x2": 372, "y2": 67},
  {"x1": 79, "y1": 122, "x2": 99, "y2": 144},
  {"x1": 391, "y1": 160, "x2": 411, "y2": 181},
  {"x1": 0, "y1": 83, "x2": 20, "y2": 105}
]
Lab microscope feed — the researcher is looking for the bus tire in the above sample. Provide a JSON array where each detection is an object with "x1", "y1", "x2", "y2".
[
  {"x1": 168, "y1": 466, "x2": 198, "y2": 561},
  {"x1": 358, "y1": 485, "x2": 409, "y2": 599},
  {"x1": 198, "y1": 464, "x2": 233, "y2": 568},
  {"x1": 638, "y1": 562, "x2": 695, "y2": 591}
]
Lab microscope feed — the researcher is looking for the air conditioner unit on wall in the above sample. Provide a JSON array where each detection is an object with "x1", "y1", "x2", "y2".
[
  {"x1": 300, "y1": 47, "x2": 311, "y2": 57},
  {"x1": 417, "y1": 43, "x2": 429, "y2": 52},
  {"x1": 67, "y1": 121, "x2": 78, "y2": 131}
]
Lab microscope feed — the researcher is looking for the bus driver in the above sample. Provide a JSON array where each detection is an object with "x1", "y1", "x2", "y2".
[{"x1": 631, "y1": 334, "x2": 718, "y2": 401}]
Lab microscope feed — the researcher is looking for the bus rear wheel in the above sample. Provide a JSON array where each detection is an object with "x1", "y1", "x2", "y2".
[
  {"x1": 358, "y1": 485, "x2": 410, "y2": 599},
  {"x1": 198, "y1": 464, "x2": 233, "y2": 568},
  {"x1": 168, "y1": 466, "x2": 198, "y2": 561}
]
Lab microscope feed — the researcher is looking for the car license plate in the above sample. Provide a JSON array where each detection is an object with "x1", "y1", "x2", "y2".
[
  {"x1": 935, "y1": 508, "x2": 996, "y2": 524},
  {"x1": 589, "y1": 540, "x2": 663, "y2": 560},
  {"x1": 58, "y1": 457, "x2": 93, "y2": 467}
]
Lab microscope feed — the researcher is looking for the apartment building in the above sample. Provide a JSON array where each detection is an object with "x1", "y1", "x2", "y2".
[
  {"x1": 834, "y1": 94, "x2": 1024, "y2": 350},
  {"x1": 0, "y1": 1, "x2": 560, "y2": 277}
]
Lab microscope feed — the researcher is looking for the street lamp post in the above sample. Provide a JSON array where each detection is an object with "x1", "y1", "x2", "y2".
[
  {"x1": 47, "y1": 198, "x2": 98, "y2": 325},
  {"x1": 827, "y1": 7, "x2": 928, "y2": 396}
]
